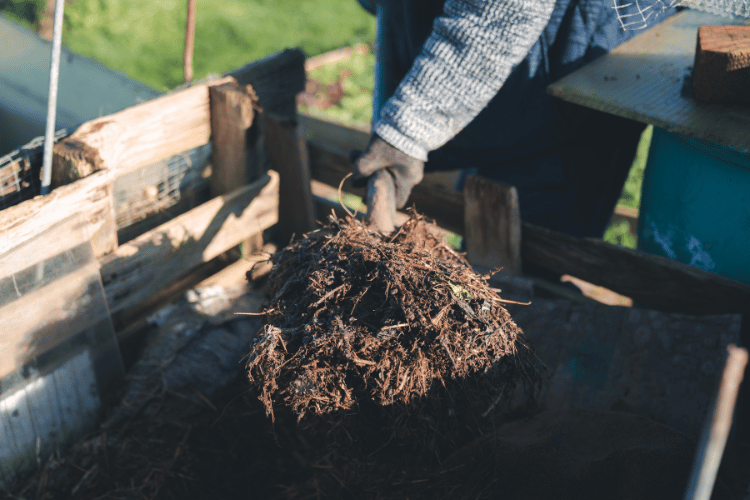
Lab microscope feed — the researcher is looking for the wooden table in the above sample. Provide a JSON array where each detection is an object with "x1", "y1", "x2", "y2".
[{"x1": 547, "y1": 9, "x2": 750, "y2": 153}]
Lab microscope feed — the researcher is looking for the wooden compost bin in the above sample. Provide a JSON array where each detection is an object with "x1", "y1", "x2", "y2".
[
  {"x1": 2, "y1": 42, "x2": 749, "y2": 494},
  {"x1": 0, "y1": 49, "x2": 311, "y2": 487}
]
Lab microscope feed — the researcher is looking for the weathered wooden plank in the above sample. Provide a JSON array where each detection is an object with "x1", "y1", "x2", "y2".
[
  {"x1": 51, "y1": 76, "x2": 234, "y2": 186},
  {"x1": 209, "y1": 81, "x2": 258, "y2": 195},
  {"x1": 0, "y1": 170, "x2": 116, "y2": 259},
  {"x1": 463, "y1": 175, "x2": 521, "y2": 275},
  {"x1": 228, "y1": 48, "x2": 306, "y2": 121},
  {"x1": 100, "y1": 171, "x2": 279, "y2": 314},
  {"x1": 0, "y1": 266, "x2": 99, "y2": 378},
  {"x1": 522, "y1": 223, "x2": 750, "y2": 316},
  {"x1": 264, "y1": 117, "x2": 316, "y2": 242}
]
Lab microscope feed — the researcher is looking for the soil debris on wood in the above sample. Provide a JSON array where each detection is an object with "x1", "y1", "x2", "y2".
[{"x1": 246, "y1": 211, "x2": 543, "y2": 451}]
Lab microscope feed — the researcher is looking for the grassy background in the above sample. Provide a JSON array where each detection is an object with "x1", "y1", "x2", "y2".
[
  {"x1": 1, "y1": 0, "x2": 376, "y2": 91},
  {"x1": 1, "y1": 0, "x2": 644, "y2": 247}
]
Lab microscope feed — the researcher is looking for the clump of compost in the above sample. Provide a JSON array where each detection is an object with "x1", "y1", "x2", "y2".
[{"x1": 246, "y1": 212, "x2": 542, "y2": 451}]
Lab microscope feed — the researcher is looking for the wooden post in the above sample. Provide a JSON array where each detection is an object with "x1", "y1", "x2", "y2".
[
  {"x1": 209, "y1": 80, "x2": 258, "y2": 196},
  {"x1": 263, "y1": 115, "x2": 316, "y2": 242},
  {"x1": 209, "y1": 80, "x2": 263, "y2": 252},
  {"x1": 463, "y1": 175, "x2": 522, "y2": 275}
]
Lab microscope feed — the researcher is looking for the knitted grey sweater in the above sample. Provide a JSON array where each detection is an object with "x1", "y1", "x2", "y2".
[{"x1": 373, "y1": 0, "x2": 557, "y2": 161}]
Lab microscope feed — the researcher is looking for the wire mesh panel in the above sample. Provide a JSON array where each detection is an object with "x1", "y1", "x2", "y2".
[
  {"x1": 113, "y1": 143, "x2": 213, "y2": 243},
  {"x1": 0, "y1": 130, "x2": 69, "y2": 211},
  {"x1": 614, "y1": 0, "x2": 750, "y2": 30}
]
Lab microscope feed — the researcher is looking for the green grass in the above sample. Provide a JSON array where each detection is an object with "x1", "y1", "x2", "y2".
[
  {"x1": 602, "y1": 125, "x2": 652, "y2": 248},
  {"x1": 302, "y1": 48, "x2": 376, "y2": 125},
  {"x1": 2, "y1": 0, "x2": 376, "y2": 91}
]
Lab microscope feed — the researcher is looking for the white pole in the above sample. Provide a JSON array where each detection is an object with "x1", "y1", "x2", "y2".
[
  {"x1": 683, "y1": 345, "x2": 748, "y2": 500},
  {"x1": 41, "y1": 0, "x2": 66, "y2": 195}
]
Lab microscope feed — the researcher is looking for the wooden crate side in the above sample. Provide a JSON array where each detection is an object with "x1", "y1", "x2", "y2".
[
  {"x1": 52, "y1": 76, "x2": 235, "y2": 186},
  {"x1": 100, "y1": 171, "x2": 279, "y2": 314},
  {"x1": 0, "y1": 170, "x2": 116, "y2": 260}
]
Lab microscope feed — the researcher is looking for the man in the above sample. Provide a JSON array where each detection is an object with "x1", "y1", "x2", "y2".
[{"x1": 353, "y1": 0, "x2": 676, "y2": 240}]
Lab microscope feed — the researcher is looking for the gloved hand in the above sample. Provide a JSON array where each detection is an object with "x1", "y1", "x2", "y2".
[{"x1": 352, "y1": 135, "x2": 425, "y2": 209}]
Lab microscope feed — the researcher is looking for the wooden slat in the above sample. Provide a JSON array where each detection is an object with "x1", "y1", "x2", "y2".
[
  {"x1": 0, "y1": 170, "x2": 116, "y2": 259},
  {"x1": 308, "y1": 140, "x2": 750, "y2": 316},
  {"x1": 100, "y1": 171, "x2": 279, "y2": 314},
  {"x1": 209, "y1": 81, "x2": 257, "y2": 195},
  {"x1": 264, "y1": 116, "x2": 316, "y2": 242},
  {"x1": 522, "y1": 223, "x2": 750, "y2": 316},
  {"x1": 463, "y1": 175, "x2": 521, "y2": 275},
  {"x1": 51, "y1": 76, "x2": 234, "y2": 186}
]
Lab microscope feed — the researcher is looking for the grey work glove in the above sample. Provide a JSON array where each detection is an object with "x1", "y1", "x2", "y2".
[{"x1": 352, "y1": 135, "x2": 425, "y2": 210}]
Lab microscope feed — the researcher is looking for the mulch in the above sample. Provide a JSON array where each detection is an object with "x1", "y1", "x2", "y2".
[{"x1": 246, "y1": 212, "x2": 543, "y2": 458}]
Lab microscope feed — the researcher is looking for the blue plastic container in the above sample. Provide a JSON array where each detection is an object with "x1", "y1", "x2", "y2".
[{"x1": 637, "y1": 127, "x2": 750, "y2": 285}]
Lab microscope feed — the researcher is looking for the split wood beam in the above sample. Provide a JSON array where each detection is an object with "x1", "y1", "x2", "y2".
[
  {"x1": 100, "y1": 171, "x2": 279, "y2": 314},
  {"x1": 228, "y1": 48, "x2": 306, "y2": 121}
]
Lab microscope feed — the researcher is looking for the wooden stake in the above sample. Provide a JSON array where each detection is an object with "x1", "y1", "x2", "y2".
[
  {"x1": 463, "y1": 175, "x2": 521, "y2": 275},
  {"x1": 263, "y1": 116, "x2": 316, "y2": 242},
  {"x1": 184, "y1": 0, "x2": 196, "y2": 84},
  {"x1": 209, "y1": 80, "x2": 257, "y2": 196}
]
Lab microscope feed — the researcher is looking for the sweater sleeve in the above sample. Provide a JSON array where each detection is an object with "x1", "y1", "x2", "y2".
[{"x1": 373, "y1": 0, "x2": 557, "y2": 161}]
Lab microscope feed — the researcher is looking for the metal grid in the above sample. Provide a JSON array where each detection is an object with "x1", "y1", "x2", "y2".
[
  {"x1": 113, "y1": 143, "x2": 213, "y2": 232},
  {"x1": 614, "y1": 0, "x2": 750, "y2": 30},
  {"x1": 0, "y1": 130, "x2": 69, "y2": 211}
]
